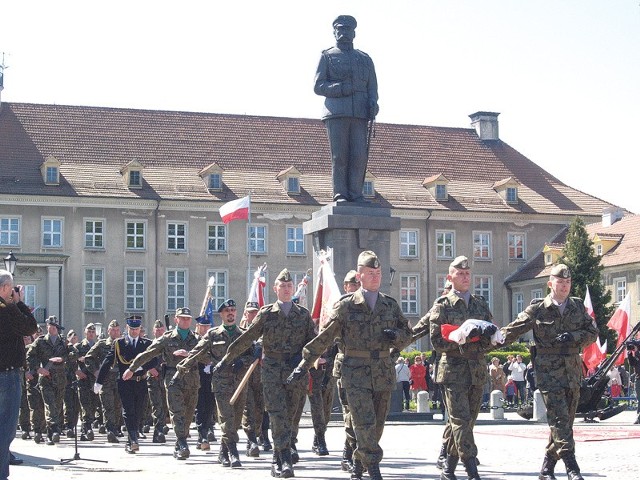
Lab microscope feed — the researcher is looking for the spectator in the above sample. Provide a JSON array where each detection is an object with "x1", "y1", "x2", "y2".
[
  {"x1": 505, "y1": 376, "x2": 516, "y2": 406},
  {"x1": 502, "y1": 354, "x2": 514, "y2": 376},
  {"x1": 409, "y1": 356, "x2": 427, "y2": 400},
  {"x1": 420, "y1": 353, "x2": 435, "y2": 393},
  {"x1": 608, "y1": 366, "x2": 622, "y2": 400},
  {"x1": 489, "y1": 357, "x2": 506, "y2": 394},
  {"x1": 525, "y1": 361, "x2": 536, "y2": 401},
  {"x1": 508, "y1": 354, "x2": 527, "y2": 405},
  {"x1": 395, "y1": 357, "x2": 411, "y2": 411}
]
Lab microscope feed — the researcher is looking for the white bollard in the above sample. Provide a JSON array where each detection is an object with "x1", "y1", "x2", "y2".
[
  {"x1": 533, "y1": 390, "x2": 547, "y2": 422},
  {"x1": 417, "y1": 391, "x2": 430, "y2": 413},
  {"x1": 490, "y1": 389, "x2": 504, "y2": 420}
]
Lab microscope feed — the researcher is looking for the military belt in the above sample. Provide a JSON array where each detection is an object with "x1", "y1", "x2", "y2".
[
  {"x1": 535, "y1": 346, "x2": 579, "y2": 355},
  {"x1": 132, "y1": 374, "x2": 146, "y2": 382},
  {"x1": 264, "y1": 352, "x2": 294, "y2": 361},
  {"x1": 344, "y1": 349, "x2": 390, "y2": 359}
]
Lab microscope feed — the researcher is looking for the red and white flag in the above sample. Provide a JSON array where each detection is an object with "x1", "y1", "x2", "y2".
[
  {"x1": 293, "y1": 270, "x2": 312, "y2": 310},
  {"x1": 219, "y1": 196, "x2": 250, "y2": 224},
  {"x1": 582, "y1": 287, "x2": 607, "y2": 371},
  {"x1": 607, "y1": 292, "x2": 631, "y2": 366},
  {"x1": 247, "y1": 263, "x2": 267, "y2": 308},
  {"x1": 311, "y1": 250, "x2": 342, "y2": 329}
]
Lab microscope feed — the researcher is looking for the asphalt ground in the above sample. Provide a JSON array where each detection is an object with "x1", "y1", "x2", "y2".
[{"x1": 8, "y1": 409, "x2": 640, "y2": 480}]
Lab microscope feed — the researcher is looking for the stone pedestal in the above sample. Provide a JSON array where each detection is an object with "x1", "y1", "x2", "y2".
[
  {"x1": 533, "y1": 390, "x2": 547, "y2": 422},
  {"x1": 490, "y1": 390, "x2": 505, "y2": 420},
  {"x1": 303, "y1": 203, "x2": 401, "y2": 291},
  {"x1": 417, "y1": 391, "x2": 430, "y2": 413}
]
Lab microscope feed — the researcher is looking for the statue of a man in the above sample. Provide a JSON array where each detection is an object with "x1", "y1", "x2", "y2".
[{"x1": 314, "y1": 15, "x2": 379, "y2": 203}]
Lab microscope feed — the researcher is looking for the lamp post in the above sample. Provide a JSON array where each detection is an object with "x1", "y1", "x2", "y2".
[
  {"x1": 3, "y1": 250, "x2": 17, "y2": 275},
  {"x1": 389, "y1": 267, "x2": 396, "y2": 286}
]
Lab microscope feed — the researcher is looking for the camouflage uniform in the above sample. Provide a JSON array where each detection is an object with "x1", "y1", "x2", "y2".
[
  {"x1": 146, "y1": 361, "x2": 168, "y2": 437},
  {"x1": 25, "y1": 371, "x2": 46, "y2": 442},
  {"x1": 74, "y1": 336, "x2": 100, "y2": 435},
  {"x1": 242, "y1": 349, "x2": 265, "y2": 446},
  {"x1": 63, "y1": 343, "x2": 80, "y2": 434}
]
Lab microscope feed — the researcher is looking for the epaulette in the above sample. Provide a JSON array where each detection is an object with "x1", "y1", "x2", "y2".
[
  {"x1": 338, "y1": 292, "x2": 355, "y2": 301},
  {"x1": 472, "y1": 294, "x2": 486, "y2": 301},
  {"x1": 295, "y1": 304, "x2": 309, "y2": 313},
  {"x1": 529, "y1": 298, "x2": 544, "y2": 305},
  {"x1": 435, "y1": 295, "x2": 448, "y2": 305}
]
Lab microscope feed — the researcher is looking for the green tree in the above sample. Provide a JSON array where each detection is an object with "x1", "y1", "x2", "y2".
[{"x1": 561, "y1": 216, "x2": 615, "y2": 349}]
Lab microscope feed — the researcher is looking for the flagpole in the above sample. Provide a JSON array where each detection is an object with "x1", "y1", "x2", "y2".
[{"x1": 247, "y1": 194, "x2": 252, "y2": 295}]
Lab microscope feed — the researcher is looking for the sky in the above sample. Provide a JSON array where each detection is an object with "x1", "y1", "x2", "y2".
[{"x1": 2, "y1": 0, "x2": 639, "y2": 214}]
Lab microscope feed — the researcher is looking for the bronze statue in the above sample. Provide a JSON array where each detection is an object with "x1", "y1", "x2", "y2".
[{"x1": 314, "y1": 15, "x2": 378, "y2": 203}]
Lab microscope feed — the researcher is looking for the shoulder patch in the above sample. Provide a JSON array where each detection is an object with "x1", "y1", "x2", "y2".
[{"x1": 529, "y1": 298, "x2": 544, "y2": 305}]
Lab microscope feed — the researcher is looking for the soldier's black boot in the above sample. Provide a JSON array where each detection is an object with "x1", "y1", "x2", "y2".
[
  {"x1": 311, "y1": 433, "x2": 318, "y2": 454},
  {"x1": 463, "y1": 456, "x2": 481, "y2": 480},
  {"x1": 538, "y1": 454, "x2": 557, "y2": 480},
  {"x1": 341, "y1": 441, "x2": 354, "y2": 472},
  {"x1": 350, "y1": 459, "x2": 364, "y2": 480},
  {"x1": 270, "y1": 451, "x2": 282, "y2": 477},
  {"x1": 227, "y1": 442, "x2": 242, "y2": 468},
  {"x1": 153, "y1": 428, "x2": 166, "y2": 443},
  {"x1": 218, "y1": 443, "x2": 231, "y2": 467},
  {"x1": 46, "y1": 428, "x2": 55, "y2": 446},
  {"x1": 207, "y1": 426, "x2": 217, "y2": 442},
  {"x1": 368, "y1": 462, "x2": 383, "y2": 480},
  {"x1": 84, "y1": 422, "x2": 94, "y2": 441},
  {"x1": 290, "y1": 442, "x2": 299, "y2": 464},
  {"x1": 197, "y1": 428, "x2": 210, "y2": 450},
  {"x1": 260, "y1": 430, "x2": 272, "y2": 451},
  {"x1": 315, "y1": 430, "x2": 329, "y2": 456},
  {"x1": 21, "y1": 427, "x2": 31, "y2": 440},
  {"x1": 280, "y1": 448, "x2": 295, "y2": 478},
  {"x1": 33, "y1": 432, "x2": 43, "y2": 444},
  {"x1": 174, "y1": 438, "x2": 189, "y2": 460},
  {"x1": 441, "y1": 455, "x2": 458, "y2": 480},
  {"x1": 246, "y1": 431, "x2": 260, "y2": 457},
  {"x1": 561, "y1": 453, "x2": 584, "y2": 480},
  {"x1": 436, "y1": 443, "x2": 447, "y2": 469}
]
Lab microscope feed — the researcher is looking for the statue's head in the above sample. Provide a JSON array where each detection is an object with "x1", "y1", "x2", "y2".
[{"x1": 333, "y1": 15, "x2": 357, "y2": 43}]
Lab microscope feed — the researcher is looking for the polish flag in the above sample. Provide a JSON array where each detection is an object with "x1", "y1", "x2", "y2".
[
  {"x1": 247, "y1": 263, "x2": 267, "y2": 308},
  {"x1": 607, "y1": 293, "x2": 631, "y2": 366},
  {"x1": 582, "y1": 287, "x2": 607, "y2": 371},
  {"x1": 219, "y1": 196, "x2": 250, "y2": 224},
  {"x1": 311, "y1": 250, "x2": 342, "y2": 329}
]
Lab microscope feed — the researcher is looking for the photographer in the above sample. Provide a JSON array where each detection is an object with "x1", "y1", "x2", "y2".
[
  {"x1": 626, "y1": 340, "x2": 640, "y2": 424},
  {"x1": 0, "y1": 269, "x2": 39, "y2": 480}
]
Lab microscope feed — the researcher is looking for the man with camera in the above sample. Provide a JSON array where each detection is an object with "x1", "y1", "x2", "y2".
[
  {"x1": 626, "y1": 340, "x2": 640, "y2": 424},
  {"x1": 0, "y1": 269, "x2": 38, "y2": 480}
]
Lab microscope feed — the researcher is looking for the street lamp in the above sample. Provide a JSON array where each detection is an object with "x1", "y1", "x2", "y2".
[
  {"x1": 3, "y1": 250, "x2": 17, "y2": 275},
  {"x1": 389, "y1": 267, "x2": 396, "y2": 286}
]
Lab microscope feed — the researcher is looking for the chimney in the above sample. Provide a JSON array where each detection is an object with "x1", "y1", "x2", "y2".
[
  {"x1": 602, "y1": 207, "x2": 623, "y2": 227},
  {"x1": 469, "y1": 111, "x2": 500, "y2": 141}
]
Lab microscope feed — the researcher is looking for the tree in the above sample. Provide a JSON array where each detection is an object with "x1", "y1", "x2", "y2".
[{"x1": 561, "y1": 216, "x2": 616, "y2": 349}]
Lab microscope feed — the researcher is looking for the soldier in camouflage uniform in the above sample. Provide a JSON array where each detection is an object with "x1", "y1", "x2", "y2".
[
  {"x1": 26, "y1": 316, "x2": 73, "y2": 445},
  {"x1": 191, "y1": 314, "x2": 214, "y2": 451},
  {"x1": 290, "y1": 251, "x2": 413, "y2": 480},
  {"x1": 63, "y1": 330, "x2": 80, "y2": 438},
  {"x1": 23, "y1": 331, "x2": 47, "y2": 443},
  {"x1": 176, "y1": 300, "x2": 253, "y2": 468},
  {"x1": 126, "y1": 307, "x2": 199, "y2": 460},
  {"x1": 74, "y1": 323, "x2": 99, "y2": 440},
  {"x1": 415, "y1": 256, "x2": 496, "y2": 480},
  {"x1": 500, "y1": 264, "x2": 597, "y2": 480},
  {"x1": 145, "y1": 319, "x2": 168, "y2": 443},
  {"x1": 85, "y1": 319, "x2": 123, "y2": 442},
  {"x1": 214, "y1": 269, "x2": 316, "y2": 479}
]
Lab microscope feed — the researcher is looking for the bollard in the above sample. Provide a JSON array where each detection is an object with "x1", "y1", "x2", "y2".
[
  {"x1": 417, "y1": 391, "x2": 430, "y2": 413},
  {"x1": 490, "y1": 389, "x2": 504, "y2": 419},
  {"x1": 533, "y1": 390, "x2": 547, "y2": 422}
]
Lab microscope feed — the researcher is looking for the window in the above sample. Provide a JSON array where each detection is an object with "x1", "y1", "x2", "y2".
[
  {"x1": 167, "y1": 269, "x2": 187, "y2": 311},
  {"x1": 506, "y1": 187, "x2": 518, "y2": 203},
  {"x1": 473, "y1": 232, "x2": 492, "y2": 260},
  {"x1": 400, "y1": 230, "x2": 418, "y2": 258},
  {"x1": 248, "y1": 225, "x2": 267, "y2": 254},
  {"x1": 0, "y1": 217, "x2": 19, "y2": 246},
  {"x1": 207, "y1": 223, "x2": 227, "y2": 252},
  {"x1": 208, "y1": 173, "x2": 222, "y2": 190},
  {"x1": 363, "y1": 180, "x2": 374, "y2": 197},
  {"x1": 129, "y1": 170, "x2": 141, "y2": 187},
  {"x1": 84, "y1": 268, "x2": 104, "y2": 311},
  {"x1": 436, "y1": 230, "x2": 455, "y2": 259},
  {"x1": 207, "y1": 271, "x2": 228, "y2": 309},
  {"x1": 435, "y1": 184, "x2": 447, "y2": 200},
  {"x1": 508, "y1": 232, "x2": 526, "y2": 260},
  {"x1": 514, "y1": 292, "x2": 524, "y2": 316},
  {"x1": 167, "y1": 222, "x2": 187, "y2": 251},
  {"x1": 287, "y1": 176, "x2": 300, "y2": 194},
  {"x1": 84, "y1": 220, "x2": 104, "y2": 249},
  {"x1": 596, "y1": 244, "x2": 603, "y2": 255},
  {"x1": 23, "y1": 285, "x2": 36, "y2": 309},
  {"x1": 126, "y1": 269, "x2": 145, "y2": 311},
  {"x1": 42, "y1": 218, "x2": 63, "y2": 248},
  {"x1": 435, "y1": 274, "x2": 448, "y2": 296},
  {"x1": 126, "y1": 221, "x2": 146, "y2": 250},
  {"x1": 400, "y1": 274, "x2": 419, "y2": 315},
  {"x1": 286, "y1": 226, "x2": 305, "y2": 255},
  {"x1": 531, "y1": 289, "x2": 543, "y2": 300},
  {"x1": 613, "y1": 277, "x2": 627, "y2": 304},
  {"x1": 46, "y1": 166, "x2": 59, "y2": 184},
  {"x1": 474, "y1": 275, "x2": 492, "y2": 310}
]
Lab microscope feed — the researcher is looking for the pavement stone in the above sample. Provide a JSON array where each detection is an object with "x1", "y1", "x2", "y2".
[{"x1": 9, "y1": 409, "x2": 639, "y2": 480}]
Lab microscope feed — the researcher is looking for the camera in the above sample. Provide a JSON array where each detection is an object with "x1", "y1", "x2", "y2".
[
  {"x1": 14, "y1": 286, "x2": 20, "y2": 293},
  {"x1": 626, "y1": 339, "x2": 640, "y2": 351}
]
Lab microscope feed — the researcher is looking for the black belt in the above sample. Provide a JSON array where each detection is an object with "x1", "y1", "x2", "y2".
[
  {"x1": 132, "y1": 375, "x2": 146, "y2": 382},
  {"x1": 0, "y1": 366, "x2": 21, "y2": 373}
]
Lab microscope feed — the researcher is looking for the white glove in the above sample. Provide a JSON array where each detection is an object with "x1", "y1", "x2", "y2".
[{"x1": 93, "y1": 383, "x2": 103, "y2": 394}]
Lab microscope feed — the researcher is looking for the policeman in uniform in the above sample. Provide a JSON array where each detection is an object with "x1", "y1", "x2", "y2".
[
  {"x1": 213, "y1": 269, "x2": 316, "y2": 478},
  {"x1": 26, "y1": 316, "x2": 72, "y2": 445},
  {"x1": 314, "y1": 15, "x2": 379, "y2": 203},
  {"x1": 126, "y1": 307, "x2": 199, "y2": 460},
  {"x1": 74, "y1": 323, "x2": 99, "y2": 441},
  {"x1": 289, "y1": 251, "x2": 413, "y2": 480},
  {"x1": 500, "y1": 264, "x2": 597, "y2": 480},
  {"x1": 85, "y1": 319, "x2": 123, "y2": 442}
]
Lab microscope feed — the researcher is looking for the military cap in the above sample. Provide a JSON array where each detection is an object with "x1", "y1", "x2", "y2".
[
  {"x1": 333, "y1": 15, "x2": 357, "y2": 29},
  {"x1": 66, "y1": 329, "x2": 76, "y2": 339},
  {"x1": 153, "y1": 319, "x2": 164, "y2": 329},
  {"x1": 218, "y1": 299, "x2": 236, "y2": 312},
  {"x1": 450, "y1": 255, "x2": 470, "y2": 270},
  {"x1": 175, "y1": 307, "x2": 192, "y2": 318},
  {"x1": 276, "y1": 268, "x2": 293, "y2": 283},
  {"x1": 85, "y1": 323, "x2": 96, "y2": 331},
  {"x1": 126, "y1": 315, "x2": 142, "y2": 328},
  {"x1": 357, "y1": 250, "x2": 380, "y2": 269},
  {"x1": 343, "y1": 270, "x2": 359, "y2": 284},
  {"x1": 245, "y1": 301, "x2": 260, "y2": 311},
  {"x1": 550, "y1": 263, "x2": 571, "y2": 279},
  {"x1": 46, "y1": 315, "x2": 65, "y2": 331},
  {"x1": 195, "y1": 315, "x2": 212, "y2": 325},
  {"x1": 108, "y1": 319, "x2": 119, "y2": 328}
]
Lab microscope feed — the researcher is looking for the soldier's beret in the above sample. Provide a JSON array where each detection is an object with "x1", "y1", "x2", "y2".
[
  {"x1": 550, "y1": 263, "x2": 571, "y2": 279},
  {"x1": 175, "y1": 307, "x2": 192, "y2": 318},
  {"x1": 343, "y1": 270, "x2": 359, "y2": 284},
  {"x1": 85, "y1": 323, "x2": 96, "y2": 331},
  {"x1": 153, "y1": 319, "x2": 164, "y2": 329},
  {"x1": 333, "y1": 15, "x2": 357, "y2": 29},
  {"x1": 245, "y1": 301, "x2": 260, "y2": 311},
  {"x1": 357, "y1": 250, "x2": 380, "y2": 269},
  {"x1": 108, "y1": 319, "x2": 120, "y2": 328},
  {"x1": 450, "y1": 255, "x2": 470, "y2": 270},
  {"x1": 66, "y1": 329, "x2": 76, "y2": 339},
  {"x1": 218, "y1": 299, "x2": 236, "y2": 312},
  {"x1": 126, "y1": 315, "x2": 142, "y2": 328},
  {"x1": 46, "y1": 315, "x2": 65, "y2": 331},
  {"x1": 276, "y1": 268, "x2": 293, "y2": 283},
  {"x1": 195, "y1": 315, "x2": 212, "y2": 325}
]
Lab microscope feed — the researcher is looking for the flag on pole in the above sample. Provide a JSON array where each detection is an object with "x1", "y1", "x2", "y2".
[
  {"x1": 292, "y1": 269, "x2": 312, "y2": 310},
  {"x1": 247, "y1": 263, "x2": 267, "y2": 308},
  {"x1": 204, "y1": 297, "x2": 215, "y2": 325},
  {"x1": 311, "y1": 250, "x2": 342, "y2": 328},
  {"x1": 582, "y1": 287, "x2": 607, "y2": 371},
  {"x1": 607, "y1": 292, "x2": 631, "y2": 366},
  {"x1": 219, "y1": 196, "x2": 250, "y2": 224}
]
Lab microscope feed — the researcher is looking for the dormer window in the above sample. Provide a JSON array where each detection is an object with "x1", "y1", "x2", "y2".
[
  {"x1": 435, "y1": 184, "x2": 447, "y2": 201},
  {"x1": 422, "y1": 173, "x2": 449, "y2": 201},
  {"x1": 493, "y1": 177, "x2": 520, "y2": 205},
  {"x1": 542, "y1": 243, "x2": 563, "y2": 266},
  {"x1": 129, "y1": 170, "x2": 141, "y2": 187},
  {"x1": 506, "y1": 187, "x2": 518, "y2": 203},
  {"x1": 41, "y1": 155, "x2": 61, "y2": 185},
  {"x1": 362, "y1": 170, "x2": 377, "y2": 198},
  {"x1": 199, "y1": 162, "x2": 224, "y2": 192},
  {"x1": 209, "y1": 173, "x2": 222, "y2": 190},
  {"x1": 596, "y1": 244, "x2": 603, "y2": 256},
  {"x1": 276, "y1": 166, "x2": 302, "y2": 196},
  {"x1": 120, "y1": 160, "x2": 144, "y2": 190}
]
